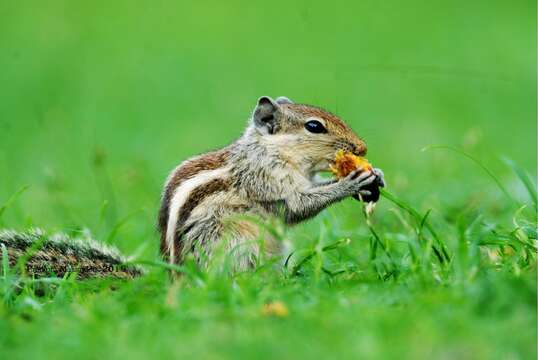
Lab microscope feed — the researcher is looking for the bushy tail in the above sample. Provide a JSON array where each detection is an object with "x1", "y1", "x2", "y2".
[{"x1": 0, "y1": 229, "x2": 143, "y2": 279}]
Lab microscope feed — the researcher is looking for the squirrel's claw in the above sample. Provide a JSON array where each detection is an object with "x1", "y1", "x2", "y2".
[{"x1": 373, "y1": 168, "x2": 386, "y2": 188}]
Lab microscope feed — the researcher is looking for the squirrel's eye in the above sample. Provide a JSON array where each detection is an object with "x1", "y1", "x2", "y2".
[{"x1": 304, "y1": 120, "x2": 327, "y2": 134}]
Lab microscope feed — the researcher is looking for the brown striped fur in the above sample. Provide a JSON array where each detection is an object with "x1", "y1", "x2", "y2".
[
  {"x1": 171, "y1": 178, "x2": 230, "y2": 263},
  {"x1": 158, "y1": 148, "x2": 230, "y2": 258},
  {"x1": 178, "y1": 178, "x2": 231, "y2": 226}
]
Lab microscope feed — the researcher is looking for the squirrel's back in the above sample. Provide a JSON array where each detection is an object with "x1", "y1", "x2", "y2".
[{"x1": 157, "y1": 148, "x2": 232, "y2": 264}]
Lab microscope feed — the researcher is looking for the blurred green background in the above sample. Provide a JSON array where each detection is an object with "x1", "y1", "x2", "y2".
[
  {"x1": 0, "y1": 1, "x2": 536, "y2": 359},
  {"x1": 1, "y1": 1, "x2": 535, "y2": 252}
]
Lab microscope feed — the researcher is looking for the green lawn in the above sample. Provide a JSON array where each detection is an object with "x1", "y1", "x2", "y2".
[{"x1": 0, "y1": 1, "x2": 536, "y2": 359}]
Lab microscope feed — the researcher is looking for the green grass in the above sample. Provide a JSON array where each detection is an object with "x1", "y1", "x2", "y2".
[{"x1": 0, "y1": 1, "x2": 536, "y2": 359}]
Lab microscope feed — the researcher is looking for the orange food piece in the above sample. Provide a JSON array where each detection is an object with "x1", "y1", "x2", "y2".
[{"x1": 330, "y1": 150, "x2": 372, "y2": 178}]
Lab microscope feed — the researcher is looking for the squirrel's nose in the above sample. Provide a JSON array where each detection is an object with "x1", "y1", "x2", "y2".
[{"x1": 353, "y1": 142, "x2": 367, "y2": 157}]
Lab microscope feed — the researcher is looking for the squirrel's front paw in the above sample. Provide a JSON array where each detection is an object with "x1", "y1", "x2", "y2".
[
  {"x1": 351, "y1": 167, "x2": 385, "y2": 203},
  {"x1": 343, "y1": 168, "x2": 377, "y2": 194}
]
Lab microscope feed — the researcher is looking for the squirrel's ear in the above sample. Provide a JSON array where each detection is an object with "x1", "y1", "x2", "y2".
[
  {"x1": 253, "y1": 96, "x2": 280, "y2": 134},
  {"x1": 275, "y1": 96, "x2": 293, "y2": 105}
]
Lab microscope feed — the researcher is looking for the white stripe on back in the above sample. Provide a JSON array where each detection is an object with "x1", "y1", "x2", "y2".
[{"x1": 166, "y1": 167, "x2": 229, "y2": 263}]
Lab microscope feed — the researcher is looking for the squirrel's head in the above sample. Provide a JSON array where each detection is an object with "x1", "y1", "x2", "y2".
[{"x1": 249, "y1": 96, "x2": 367, "y2": 177}]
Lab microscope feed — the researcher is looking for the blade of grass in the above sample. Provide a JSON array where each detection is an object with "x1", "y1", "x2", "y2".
[
  {"x1": 289, "y1": 238, "x2": 351, "y2": 275},
  {"x1": 380, "y1": 188, "x2": 449, "y2": 263},
  {"x1": 502, "y1": 157, "x2": 537, "y2": 209},
  {"x1": 321, "y1": 238, "x2": 351, "y2": 252},
  {"x1": 1, "y1": 243, "x2": 9, "y2": 279},
  {"x1": 369, "y1": 234, "x2": 378, "y2": 261},
  {"x1": 422, "y1": 145, "x2": 515, "y2": 204},
  {"x1": 363, "y1": 208, "x2": 394, "y2": 261},
  {"x1": 420, "y1": 209, "x2": 432, "y2": 232},
  {"x1": 0, "y1": 185, "x2": 30, "y2": 223},
  {"x1": 106, "y1": 208, "x2": 144, "y2": 243},
  {"x1": 130, "y1": 259, "x2": 185, "y2": 273},
  {"x1": 16, "y1": 234, "x2": 49, "y2": 277},
  {"x1": 129, "y1": 259, "x2": 206, "y2": 286}
]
